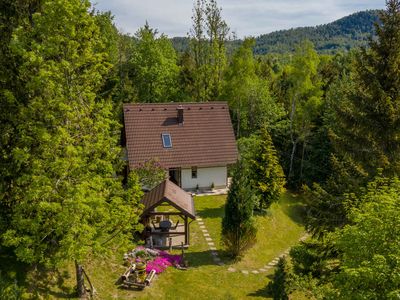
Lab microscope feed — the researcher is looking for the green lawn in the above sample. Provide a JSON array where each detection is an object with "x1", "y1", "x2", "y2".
[{"x1": 1, "y1": 192, "x2": 306, "y2": 299}]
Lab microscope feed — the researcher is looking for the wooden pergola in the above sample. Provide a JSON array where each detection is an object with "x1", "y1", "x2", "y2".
[{"x1": 140, "y1": 179, "x2": 196, "y2": 248}]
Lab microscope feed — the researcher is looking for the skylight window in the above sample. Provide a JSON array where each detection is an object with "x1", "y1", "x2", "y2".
[{"x1": 162, "y1": 133, "x2": 172, "y2": 148}]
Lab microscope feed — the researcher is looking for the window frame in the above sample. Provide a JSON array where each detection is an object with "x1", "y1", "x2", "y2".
[
  {"x1": 191, "y1": 166, "x2": 197, "y2": 179},
  {"x1": 161, "y1": 133, "x2": 172, "y2": 148}
]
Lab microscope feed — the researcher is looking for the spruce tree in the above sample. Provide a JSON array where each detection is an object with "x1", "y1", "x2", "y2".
[
  {"x1": 332, "y1": 0, "x2": 400, "y2": 178},
  {"x1": 221, "y1": 161, "x2": 257, "y2": 258},
  {"x1": 250, "y1": 127, "x2": 286, "y2": 210},
  {"x1": 267, "y1": 257, "x2": 292, "y2": 300}
]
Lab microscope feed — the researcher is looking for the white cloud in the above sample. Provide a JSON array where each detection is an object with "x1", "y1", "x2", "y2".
[{"x1": 93, "y1": 0, "x2": 385, "y2": 38}]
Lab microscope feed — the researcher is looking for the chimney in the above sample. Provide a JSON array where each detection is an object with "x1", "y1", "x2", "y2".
[{"x1": 177, "y1": 105, "x2": 184, "y2": 125}]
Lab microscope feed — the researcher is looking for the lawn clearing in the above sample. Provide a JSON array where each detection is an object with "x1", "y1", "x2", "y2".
[{"x1": 3, "y1": 191, "x2": 306, "y2": 299}]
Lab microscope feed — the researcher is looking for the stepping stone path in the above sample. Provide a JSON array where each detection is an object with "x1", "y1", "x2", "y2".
[
  {"x1": 196, "y1": 216, "x2": 224, "y2": 266},
  {"x1": 225, "y1": 233, "x2": 310, "y2": 275},
  {"x1": 196, "y1": 215, "x2": 310, "y2": 276}
]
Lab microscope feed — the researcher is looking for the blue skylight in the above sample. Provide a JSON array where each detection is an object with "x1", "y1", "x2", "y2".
[{"x1": 162, "y1": 133, "x2": 172, "y2": 148}]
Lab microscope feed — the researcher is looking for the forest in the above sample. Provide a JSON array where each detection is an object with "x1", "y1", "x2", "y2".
[
  {"x1": 1, "y1": 0, "x2": 400, "y2": 299},
  {"x1": 172, "y1": 10, "x2": 381, "y2": 55}
]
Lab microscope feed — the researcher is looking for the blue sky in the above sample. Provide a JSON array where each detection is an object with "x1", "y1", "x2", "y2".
[{"x1": 93, "y1": 0, "x2": 385, "y2": 38}]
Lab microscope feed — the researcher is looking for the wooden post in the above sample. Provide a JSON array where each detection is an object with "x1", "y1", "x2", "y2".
[
  {"x1": 169, "y1": 237, "x2": 172, "y2": 251},
  {"x1": 184, "y1": 216, "x2": 188, "y2": 245}
]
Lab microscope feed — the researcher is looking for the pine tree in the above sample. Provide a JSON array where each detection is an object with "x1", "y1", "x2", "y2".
[
  {"x1": 0, "y1": 0, "x2": 143, "y2": 296},
  {"x1": 221, "y1": 161, "x2": 257, "y2": 258},
  {"x1": 250, "y1": 127, "x2": 286, "y2": 210}
]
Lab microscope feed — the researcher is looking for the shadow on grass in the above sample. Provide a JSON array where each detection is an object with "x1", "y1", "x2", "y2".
[
  {"x1": 196, "y1": 206, "x2": 224, "y2": 219},
  {"x1": 184, "y1": 249, "x2": 225, "y2": 268},
  {"x1": 281, "y1": 194, "x2": 307, "y2": 226},
  {"x1": 0, "y1": 249, "x2": 75, "y2": 299},
  {"x1": 31, "y1": 269, "x2": 76, "y2": 299},
  {"x1": 247, "y1": 274, "x2": 274, "y2": 298}
]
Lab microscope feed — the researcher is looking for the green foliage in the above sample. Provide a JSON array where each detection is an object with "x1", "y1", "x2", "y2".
[
  {"x1": 131, "y1": 23, "x2": 180, "y2": 103},
  {"x1": 188, "y1": 0, "x2": 229, "y2": 101},
  {"x1": 290, "y1": 238, "x2": 338, "y2": 279},
  {"x1": 1, "y1": 0, "x2": 142, "y2": 268},
  {"x1": 224, "y1": 38, "x2": 286, "y2": 138},
  {"x1": 330, "y1": 0, "x2": 400, "y2": 179},
  {"x1": 276, "y1": 40, "x2": 323, "y2": 186},
  {"x1": 131, "y1": 158, "x2": 168, "y2": 190},
  {"x1": 246, "y1": 128, "x2": 286, "y2": 210},
  {"x1": 171, "y1": 10, "x2": 380, "y2": 56},
  {"x1": 327, "y1": 175, "x2": 400, "y2": 299},
  {"x1": 253, "y1": 11, "x2": 380, "y2": 55},
  {"x1": 0, "y1": 272, "x2": 22, "y2": 300},
  {"x1": 267, "y1": 257, "x2": 292, "y2": 300},
  {"x1": 221, "y1": 162, "x2": 257, "y2": 258}
]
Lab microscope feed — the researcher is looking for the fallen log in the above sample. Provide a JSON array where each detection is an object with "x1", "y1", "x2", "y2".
[{"x1": 145, "y1": 270, "x2": 156, "y2": 286}]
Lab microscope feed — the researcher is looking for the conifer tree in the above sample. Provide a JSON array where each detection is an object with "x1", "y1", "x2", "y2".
[
  {"x1": 250, "y1": 127, "x2": 286, "y2": 210},
  {"x1": 221, "y1": 161, "x2": 257, "y2": 258},
  {"x1": 332, "y1": 0, "x2": 400, "y2": 178},
  {"x1": 267, "y1": 257, "x2": 292, "y2": 300}
]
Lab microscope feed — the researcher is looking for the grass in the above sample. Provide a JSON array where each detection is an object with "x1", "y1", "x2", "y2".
[{"x1": 1, "y1": 191, "x2": 306, "y2": 299}]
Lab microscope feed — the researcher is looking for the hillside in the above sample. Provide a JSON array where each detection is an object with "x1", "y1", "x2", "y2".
[
  {"x1": 254, "y1": 10, "x2": 380, "y2": 54},
  {"x1": 171, "y1": 10, "x2": 381, "y2": 55}
]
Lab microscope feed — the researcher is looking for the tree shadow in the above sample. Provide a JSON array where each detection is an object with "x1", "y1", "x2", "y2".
[
  {"x1": 28, "y1": 267, "x2": 76, "y2": 299},
  {"x1": 184, "y1": 249, "x2": 226, "y2": 268},
  {"x1": 247, "y1": 274, "x2": 274, "y2": 298},
  {"x1": 281, "y1": 194, "x2": 307, "y2": 225},
  {"x1": 0, "y1": 249, "x2": 75, "y2": 299},
  {"x1": 196, "y1": 207, "x2": 224, "y2": 219}
]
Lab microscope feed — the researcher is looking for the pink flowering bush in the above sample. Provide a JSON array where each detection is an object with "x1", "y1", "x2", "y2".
[
  {"x1": 145, "y1": 251, "x2": 183, "y2": 273},
  {"x1": 146, "y1": 257, "x2": 171, "y2": 273}
]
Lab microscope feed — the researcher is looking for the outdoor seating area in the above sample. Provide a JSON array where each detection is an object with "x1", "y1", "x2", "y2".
[{"x1": 140, "y1": 179, "x2": 196, "y2": 249}]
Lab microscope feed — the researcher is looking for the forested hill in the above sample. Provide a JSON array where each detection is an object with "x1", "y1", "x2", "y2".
[
  {"x1": 254, "y1": 10, "x2": 380, "y2": 54},
  {"x1": 171, "y1": 10, "x2": 381, "y2": 54}
]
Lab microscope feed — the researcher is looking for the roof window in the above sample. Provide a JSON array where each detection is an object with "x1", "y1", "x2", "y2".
[{"x1": 162, "y1": 133, "x2": 172, "y2": 148}]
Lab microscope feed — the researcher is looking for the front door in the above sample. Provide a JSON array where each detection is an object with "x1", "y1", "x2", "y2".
[{"x1": 168, "y1": 168, "x2": 181, "y2": 186}]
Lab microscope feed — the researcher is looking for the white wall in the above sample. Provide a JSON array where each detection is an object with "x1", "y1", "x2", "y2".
[{"x1": 181, "y1": 166, "x2": 227, "y2": 190}]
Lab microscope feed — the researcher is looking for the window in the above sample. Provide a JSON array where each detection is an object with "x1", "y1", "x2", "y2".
[
  {"x1": 162, "y1": 133, "x2": 172, "y2": 148},
  {"x1": 191, "y1": 167, "x2": 197, "y2": 179}
]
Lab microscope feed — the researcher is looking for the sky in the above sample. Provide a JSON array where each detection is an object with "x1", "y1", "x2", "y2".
[{"x1": 92, "y1": 0, "x2": 385, "y2": 38}]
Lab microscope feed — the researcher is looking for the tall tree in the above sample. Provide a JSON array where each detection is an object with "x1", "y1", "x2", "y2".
[
  {"x1": 188, "y1": 0, "x2": 229, "y2": 101},
  {"x1": 131, "y1": 22, "x2": 180, "y2": 103},
  {"x1": 224, "y1": 38, "x2": 286, "y2": 138},
  {"x1": 327, "y1": 175, "x2": 400, "y2": 299},
  {"x1": 0, "y1": 0, "x2": 142, "y2": 296},
  {"x1": 221, "y1": 161, "x2": 257, "y2": 258},
  {"x1": 306, "y1": 0, "x2": 400, "y2": 236},
  {"x1": 331, "y1": 0, "x2": 400, "y2": 179},
  {"x1": 277, "y1": 41, "x2": 322, "y2": 185},
  {"x1": 249, "y1": 127, "x2": 286, "y2": 210},
  {"x1": 0, "y1": 0, "x2": 41, "y2": 236}
]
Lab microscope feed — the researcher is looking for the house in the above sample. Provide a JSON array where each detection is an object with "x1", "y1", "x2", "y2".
[{"x1": 123, "y1": 102, "x2": 238, "y2": 191}]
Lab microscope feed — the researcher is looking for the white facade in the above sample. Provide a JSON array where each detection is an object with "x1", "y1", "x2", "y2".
[{"x1": 181, "y1": 166, "x2": 227, "y2": 190}]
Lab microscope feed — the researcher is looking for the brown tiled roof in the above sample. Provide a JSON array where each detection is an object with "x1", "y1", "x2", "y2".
[
  {"x1": 141, "y1": 179, "x2": 196, "y2": 219},
  {"x1": 123, "y1": 102, "x2": 238, "y2": 169}
]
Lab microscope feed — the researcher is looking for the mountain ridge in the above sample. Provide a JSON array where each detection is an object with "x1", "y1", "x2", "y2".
[{"x1": 171, "y1": 10, "x2": 381, "y2": 55}]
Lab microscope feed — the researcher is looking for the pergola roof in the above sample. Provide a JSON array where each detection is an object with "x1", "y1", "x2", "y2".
[{"x1": 141, "y1": 179, "x2": 196, "y2": 219}]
